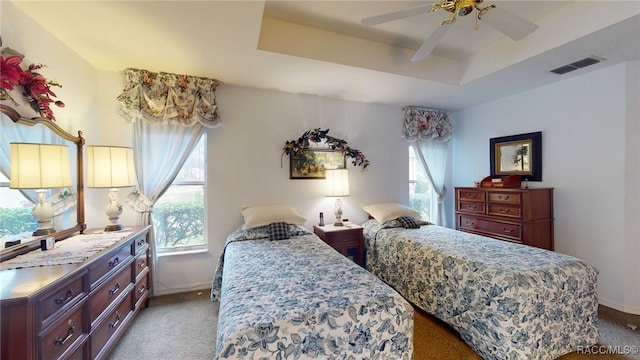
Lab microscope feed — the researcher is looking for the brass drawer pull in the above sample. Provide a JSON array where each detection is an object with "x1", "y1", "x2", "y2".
[
  {"x1": 55, "y1": 289, "x2": 74, "y2": 305},
  {"x1": 503, "y1": 228, "x2": 514, "y2": 233},
  {"x1": 137, "y1": 260, "x2": 146, "y2": 268},
  {"x1": 54, "y1": 323, "x2": 75, "y2": 346},
  {"x1": 109, "y1": 257, "x2": 120, "y2": 267},
  {"x1": 137, "y1": 284, "x2": 146, "y2": 295},
  {"x1": 465, "y1": 221, "x2": 475, "y2": 226},
  {"x1": 498, "y1": 195, "x2": 510, "y2": 200},
  {"x1": 467, "y1": 193, "x2": 476, "y2": 198},
  {"x1": 467, "y1": 204, "x2": 477, "y2": 209},
  {"x1": 499, "y1": 208, "x2": 510, "y2": 214},
  {"x1": 109, "y1": 311, "x2": 121, "y2": 329},
  {"x1": 109, "y1": 281, "x2": 121, "y2": 295}
]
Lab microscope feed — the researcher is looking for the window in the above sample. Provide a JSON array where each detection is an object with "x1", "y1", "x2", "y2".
[
  {"x1": 409, "y1": 145, "x2": 437, "y2": 222},
  {"x1": 152, "y1": 135, "x2": 206, "y2": 253},
  {"x1": 0, "y1": 172, "x2": 37, "y2": 239}
]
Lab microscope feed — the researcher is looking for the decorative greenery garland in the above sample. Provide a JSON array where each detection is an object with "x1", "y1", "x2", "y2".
[{"x1": 282, "y1": 128, "x2": 369, "y2": 170}]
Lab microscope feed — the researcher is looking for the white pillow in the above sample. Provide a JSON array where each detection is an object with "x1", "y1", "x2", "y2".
[
  {"x1": 241, "y1": 205, "x2": 307, "y2": 230},
  {"x1": 362, "y1": 203, "x2": 421, "y2": 224}
]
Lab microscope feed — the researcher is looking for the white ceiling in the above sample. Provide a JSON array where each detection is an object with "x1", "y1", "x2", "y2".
[{"x1": 8, "y1": 0, "x2": 640, "y2": 111}]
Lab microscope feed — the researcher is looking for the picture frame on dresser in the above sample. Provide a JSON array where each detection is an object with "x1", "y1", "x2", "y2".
[{"x1": 490, "y1": 131, "x2": 542, "y2": 181}]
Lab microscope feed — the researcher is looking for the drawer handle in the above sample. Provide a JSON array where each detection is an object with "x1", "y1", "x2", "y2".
[
  {"x1": 109, "y1": 257, "x2": 120, "y2": 267},
  {"x1": 55, "y1": 289, "x2": 74, "y2": 305},
  {"x1": 503, "y1": 227, "x2": 514, "y2": 233},
  {"x1": 54, "y1": 323, "x2": 75, "y2": 346},
  {"x1": 465, "y1": 221, "x2": 475, "y2": 226},
  {"x1": 467, "y1": 204, "x2": 477, "y2": 210},
  {"x1": 137, "y1": 284, "x2": 146, "y2": 295},
  {"x1": 499, "y1": 208, "x2": 510, "y2": 214},
  {"x1": 137, "y1": 259, "x2": 146, "y2": 268},
  {"x1": 467, "y1": 193, "x2": 476, "y2": 199},
  {"x1": 109, "y1": 311, "x2": 121, "y2": 329},
  {"x1": 109, "y1": 281, "x2": 121, "y2": 295},
  {"x1": 498, "y1": 195, "x2": 510, "y2": 200}
]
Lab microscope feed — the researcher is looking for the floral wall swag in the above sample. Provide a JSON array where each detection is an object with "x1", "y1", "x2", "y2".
[
  {"x1": 282, "y1": 128, "x2": 370, "y2": 170},
  {"x1": 0, "y1": 41, "x2": 65, "y2": 121}
]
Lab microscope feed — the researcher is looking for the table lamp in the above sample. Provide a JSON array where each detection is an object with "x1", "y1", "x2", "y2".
[
  {"x1": 325, "y1": 169, "x2": 350, "y2": 226},
  {"x1": 10, "y1": 143, "x2": 72, "y2": 236},
  {"x1": 87, "y1": 146, "x2": 136, "y2": 232}
]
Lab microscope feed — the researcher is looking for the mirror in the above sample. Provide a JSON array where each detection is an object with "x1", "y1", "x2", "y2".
[
  {"x1": 490, "y1": 131, "x2": 542, "y2": 181},
  {"x1": 0, "y1": 104, "x2": 85, "y2": 260}
]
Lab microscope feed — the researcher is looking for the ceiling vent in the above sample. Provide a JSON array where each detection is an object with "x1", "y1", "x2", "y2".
[{"x1": 550, "y1": 56, "x2": 605, "y2": 75}]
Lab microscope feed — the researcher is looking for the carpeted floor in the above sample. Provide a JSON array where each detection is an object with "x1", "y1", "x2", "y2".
[{"x1": 110, "y1": 289, "x2": 640, "y2": 360}]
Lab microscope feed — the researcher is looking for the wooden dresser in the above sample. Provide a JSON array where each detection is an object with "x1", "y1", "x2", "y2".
[
  {"x1": 0, "y1": 226, "x2": 151, "y2": 360},
  {"x1": 455, "y1": 187, "x2": 554, "y2": 250}
]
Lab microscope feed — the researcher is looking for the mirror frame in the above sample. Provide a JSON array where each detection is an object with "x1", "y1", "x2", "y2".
[
  {"x1": 490, "y1": 131, "x2": 542, "y2": 181},
  {"x1": 0, "y1": 104, "x2": 86, "y2": 260}
]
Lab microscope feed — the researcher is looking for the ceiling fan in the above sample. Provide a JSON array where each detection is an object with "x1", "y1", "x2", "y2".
[{"x1": 361, "y1": 0, "x2": 539, "y2": 62}]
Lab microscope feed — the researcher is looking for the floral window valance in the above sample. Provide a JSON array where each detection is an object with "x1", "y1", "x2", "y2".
[
  {"x1": 116, "y1": 68, "x2": 221, "y2": 128},
  {"x1": 401, "y1": 106, "x2": 453, "y2": 142}
]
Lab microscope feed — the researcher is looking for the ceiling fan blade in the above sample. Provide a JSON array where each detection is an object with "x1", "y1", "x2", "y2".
[
  {"x1": 411, "y1": 24, "x2": 451, "y2": 62},
  {"x1": 481, "y1": 6, "x2": 539, "y2": 41},
  {"x1": 361, "y1": 4, "x2": 432, "y2": 26}
]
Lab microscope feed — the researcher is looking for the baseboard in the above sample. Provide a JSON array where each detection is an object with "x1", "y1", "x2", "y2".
[
  {"x1": 153, "y1": 282, "x2": 212, "y2": 297},
  {"x1": 599, "y1": 304, "x2": 640, "y2": 330},
  {"x1": 598, "y1": 297, "x2": 640, "y2": 316}
]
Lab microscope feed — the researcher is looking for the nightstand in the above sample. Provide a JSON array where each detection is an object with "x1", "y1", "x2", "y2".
[{"x1": 313, "y1": 224, "x2": 365, "y2": 267}]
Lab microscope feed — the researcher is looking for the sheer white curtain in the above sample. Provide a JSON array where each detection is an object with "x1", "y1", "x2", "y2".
[
  {"x1": 117, "y1": 68, "x2": 221, "y2": 295},
  {"x1": 402, "y1": 107, "x2": 453, "y2": 227},
  {"x1": 126, "y1": 121, "x2": 204, "y2": 293}
]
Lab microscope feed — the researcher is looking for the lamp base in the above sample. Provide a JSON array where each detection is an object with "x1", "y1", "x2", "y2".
[
  {"x1": 333, "y1": 221, "x2": 344, "y2": 226},
  {"x1": 104, "y1": 224, "x2": 124, "y2": 232},
  {"x1": 33, "y1": 228, "x2": 56, "y2": 236}
]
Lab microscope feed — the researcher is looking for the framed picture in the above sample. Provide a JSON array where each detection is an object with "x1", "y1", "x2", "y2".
[
  {"x1": 289, "y1": 150, "x2": 346, "y2": 179},
  {"x1": 490, "y1": 131, "x2": 542, "y2": 181}
]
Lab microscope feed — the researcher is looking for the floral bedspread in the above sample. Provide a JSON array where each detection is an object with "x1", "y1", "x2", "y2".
[
  {"x1": 362, "y1": 219, "x2": 599, "y2": 360},
  {"x1": 211, "y1": 226, "x2": 414, "y2": 359}
]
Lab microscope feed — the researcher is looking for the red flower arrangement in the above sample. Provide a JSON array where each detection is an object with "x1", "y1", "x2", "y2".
[{"x1": 1, "y1": 50, "x2": 64, "y2": 121}]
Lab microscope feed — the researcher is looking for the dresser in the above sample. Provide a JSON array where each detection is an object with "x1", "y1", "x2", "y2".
[
  {"x1": 0, "y1": 226, "x2": 151, "y2": 360},
  {"x1": 455, "y1": 187, "x2": 554, "y2": 250},
  {"x1": 313, "y1": 224, "x2": 365, "y2": 267}
]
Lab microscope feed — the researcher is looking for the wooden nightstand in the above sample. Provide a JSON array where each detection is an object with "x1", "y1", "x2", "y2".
[{"x1": 313, "y1": 224, "x2": 365, "y2": 267}]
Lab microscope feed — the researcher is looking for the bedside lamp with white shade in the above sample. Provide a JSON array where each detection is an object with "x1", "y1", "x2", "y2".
[
  {"x1": 10, "y1": 143, "x2": 72, "y2": 236},
  {"x1": 87, "y1": 146, "x2": 136, "y2": 232},
  {"x1": 325, "y1": 169, "x2": 350, "y2": 226}
]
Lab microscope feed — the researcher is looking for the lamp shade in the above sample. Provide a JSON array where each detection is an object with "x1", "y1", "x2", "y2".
[
  {"x1": 87, "y1": 146, "x2": 136, "y2": 188},
  {"x1": 10, "y1": 143, "x2": 72, "y2": 189},
  {"x1": 325, "y1": 169, "x2": 350, "y2": 197}
]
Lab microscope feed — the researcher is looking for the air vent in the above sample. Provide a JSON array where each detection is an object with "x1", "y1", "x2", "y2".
[{"x1": 550, "y1": 56, "x2": 605, "y2": 75}]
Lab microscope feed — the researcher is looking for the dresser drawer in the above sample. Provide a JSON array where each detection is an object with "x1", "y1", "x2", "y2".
[
  {"x1": 89, "y1": 265, "x2": 133, "y2": 324},
  {"x1": 477, "y1": 219, "x2": 522, "y2": 242},
  {"x1": 90, "y1": 292, "x2": 133, "y2": 359},
  {"x1": 39, "y1": 299, "x2": 87, "y2": 360},
  {"x1": 133, "y1": 235, "x2": 148, "y2": 255},
  {"x1": 458, "y1": 215, "x2": 480, "y2": 231},
  {"x1": 488, "y1": 192, "x2": 521, "y2": 205},
  {"x1": 457, "y1": 201, "x2": 485, "y2": 214},
  {"x1": 457, "y1": 189, "x2": 485, "y2": 202},
  {"x1": 323, "y1": 231, "x2": 361, "y2": 246},
  {"x1": 134, "y1": 269, "x2": 150, "y2": 309},
  {"x1": 134, "y1": 248, "x2": 148, "y2": 278},
  {"x1": 89, "y1": 244, "x2": 133, "y2": 289},
  {"x1": 487, "y1": 203, "x2": 522, "y2": 218},
  {"x1": 39, "y1": 272, "x2": 86, "y2": 328}
]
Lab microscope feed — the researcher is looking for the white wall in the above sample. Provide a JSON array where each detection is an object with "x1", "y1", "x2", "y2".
[{"x1": 450, "y1": 62, "x2": 640, "y2": 314}]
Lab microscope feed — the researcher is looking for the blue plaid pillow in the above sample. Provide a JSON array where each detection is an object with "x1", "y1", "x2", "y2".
[
  {"x1": 268, "y1": 222, "x2": 290, "y2": 240},
  {"x1": 397, "y1": 216, "x2": 420, "y2": 229}
]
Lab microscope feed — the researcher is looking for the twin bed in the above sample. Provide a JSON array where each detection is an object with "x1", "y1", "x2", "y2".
[
  {"x1": 212, "y1": 203, "x2": 599, "y2": 360},
  {"x1": 211, "y1": 206, "x2": 414, "y2": 359}
]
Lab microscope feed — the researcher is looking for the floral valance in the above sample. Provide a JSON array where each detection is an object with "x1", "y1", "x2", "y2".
[
  {"x1": 402, "y1": 106, "x2": 453, "y2": 142},
  {"x1": 116, "y1": 68, "x2": 221, "y2": 128}
]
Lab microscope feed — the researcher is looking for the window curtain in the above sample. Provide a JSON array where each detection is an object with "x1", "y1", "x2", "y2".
[
  {"x1": 0, "y1": 114, "x2": 76, "y2": 216},
  {"x1": 116, "y1": 68, "x2": 221, "y2": 295},
  {"x1": 402, "y1": 106, "x2": 453, "y2": 226}
]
